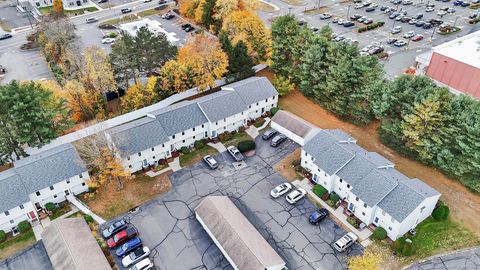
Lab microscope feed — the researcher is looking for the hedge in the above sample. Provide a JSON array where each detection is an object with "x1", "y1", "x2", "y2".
[
  {"x1": 45, "y1": 202, "x2": 56, "y2": 212},
  {"x1": 270, "y1": 107, "x2": 279, "y2": 116},
  {"x1": 0, "y1": 230, "x2": 5, "y2": 242},
  {"x1": 194, "y1": 139, "x2": 206, "y2": 149},
  {"x1": 358, "y1": 21, "x2": 385, "y2": 32},
  {"x1": 312, "y1": 184, "x2": 328, "y2": 198},
  {"x1": 432, "y1": 205, "x2": 450, "y2": 221},
  {"x1": 329, "y1": 193, "x2": 340, "y2": 204},
  {"x1": 372, "y1": 227, "x2": 388, "y2": 240},
  {"x1": 237, "y1": 140, "x2": 256, "y2": 153},
  {"x1": 84, "y1": 214, "x2": 94, "y2": 224},
  {"x1": 180, "y1": 146, "x2": 190, "y2": 154},
  {"x1": 17, "y1": 220, "x2": 31, "y2": 233}
]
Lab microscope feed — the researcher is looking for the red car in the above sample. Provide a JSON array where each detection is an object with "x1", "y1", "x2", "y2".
[
  {"x1": 107, "y1": 227, "x2": 138, "y2": 248},
  {"x1": 411, "y1": 35, "x2": 424, "y2": 41}
]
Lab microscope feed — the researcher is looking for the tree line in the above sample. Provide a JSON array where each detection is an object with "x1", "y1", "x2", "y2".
[{"x1": 271, "y1": 15, "x2": 480, "y2": 193}]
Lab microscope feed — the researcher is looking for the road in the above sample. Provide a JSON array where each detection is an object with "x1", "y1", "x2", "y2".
[{"x1": 407, "y1": 247, "x2": 480, "y2": 270}]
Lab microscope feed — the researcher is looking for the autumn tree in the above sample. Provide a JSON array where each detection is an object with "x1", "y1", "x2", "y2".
[
  {"x1": 52, "y1": 0, "x2": 64, "y2": 15},
  {"x1": 121, "y1": 77, "x2": 158, "y2": 113},
  {"x1": 91, "y1": 147, "x2": 131, "y2": 190},
  {"x1": 156, "y1": 60, "x2": 194, "y2": 99},
  {"x1": 272, "y1": 75, "x2": 294, "y2": 96},
  {"x1": 177, "y1": 35, "x2": 228, "y2": 90},
  {"x1": 348, "y1": 251, "x2": 382, "y2": 270},
  {"x1": 214, "y1": 0, "x2": 238, "y2": 20},
  {"x1": 221, "y1": 10, "x2": 271, "y2": 63}
]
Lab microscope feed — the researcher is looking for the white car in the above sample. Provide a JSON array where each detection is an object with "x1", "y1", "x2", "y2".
[
  {"x1": 270, "y1": 183, "x2": 292, "y2": 198},
  {"x1": 354, "y1": 3, "x2": 364, "y2": 8},
  {"x1": 425, "y1": 6, "x2": 435, "y2": 12},
  {"x1": 122, "y1": 247, "x2": 150, "y2": 267},
  {"x1": 333, "y1": 232, "x2": 358, "y2": 252},
  {"x1": 101, "y1": 38, "x2": 116, "y2": 44},
  {"x1": 129, "y1": 258, "x2": 153, "y2": 270},
  {"x1": 403, "y1": 31, "x2": 415, "y2": 38},
  {"x1": 286, "y1": 188, "x2": 307, "y2": 204}
]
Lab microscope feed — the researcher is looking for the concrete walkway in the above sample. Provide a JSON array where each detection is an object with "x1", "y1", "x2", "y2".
[
  {"x1": 66, "y1": 194, "x2": 106, "y2": 224},
  {"x1": 146, "y1": 166, "x2": 172, "y2": 177},
  {"x1": 169, "y1": 157, "x2": 182, "y2": 172},
  {"x1": 294, "y1": 179, "x2": 373, "y2": 245},
  {"x1": 256, "y1": 117, "x2": 271, "y2": 131},
  {"x1": 207, "y1": 142, "x2": 227, "y2": 153},
  {"x1": 246, "y1": 126, "x2": 260, "y2": 139}
]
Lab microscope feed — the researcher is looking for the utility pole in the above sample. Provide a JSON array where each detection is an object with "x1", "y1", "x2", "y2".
[
  {"x1": 453, "y1": 16, "x2": 458, "y2": 27},
  {"x1": 430, "y1": 25, "x2": 437, "y2": 41},
  {"x1": 288, "y1": 7, "x2": 292, "y2": 15},
  {"x1": 347, "y1": 5, "x2": 351, "y2": 18},
  {"x1": 318, "y1": 0, "x2": 321, "y2": 10}
]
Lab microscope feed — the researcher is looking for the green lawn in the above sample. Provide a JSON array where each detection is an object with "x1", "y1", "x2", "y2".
[
  {"x1": 0, "y1": 229, "x2": 36, "y2": 260},
  {"x1": 99, "y1": 14, "x2": 139, "y2": 27},
  {"x1": 180, "y1": 145, "x2": 218, "y2": 168},
  {"x1": 400, "y1": 217, "x2": 480, "y2": 264},
  {"x1": 38, "y1": 6, "x2": 98, "y2": 15},
  {"x1": 220, "y1": 131, "x2": 252, "y2": 148},
  {"x1": 49, "y1": 203, "x2": 72, "y2": 220}
]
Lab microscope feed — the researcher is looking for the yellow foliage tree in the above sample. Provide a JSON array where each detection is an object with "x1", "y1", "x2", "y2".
[
  {"x1": 81, "y1": 46, "x2": 117, "y2": 98},
  {"x1": 179, "y1": 0, "x2": 200, "y2": 17},
  {"x1": 221, "y1": 10, "x2": 271, "y2": 63},
  {"x1": 121, "y1": 77, "x2": 158, "y2": 113},
  {"x1": 177, "y1": 35, "x2": 228, "y2": 90},
  {"x1": 53, "y1": 0, "x2": 64, "y2": 15},
  {"x1": 348, "y1": 251, "x2": 382, "y2": 270},
  {"x1": 88, "y1": 147, "x2": 131, "y2": 190},
  {"x1": 214, "y1": 0, "x2": 238, "y2": 19},
  {"x1": 157, "y1": 60, "x2": 193, "y2": 97}
]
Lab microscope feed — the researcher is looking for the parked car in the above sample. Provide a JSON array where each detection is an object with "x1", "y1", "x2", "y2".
[
  {"x1": 298, "y1": 20, "x2": 306, "y2": 26},
  {"x1": 184, "y1": 26, "x2": 195, "y2": 32},
  {"x1": 429, "y1": 18, "x2": 444, "y2": 26},
  {"x1": 270, "y1": 183, "x2": 292, "y2": 198},
  {"x1": 386, "y1": 37, "x2": 398, "y2": 44},
  {"x1": 402, "y1": 0, "x2": 413, "y2": 4},
  {"x1": 363, "y1": 18, "x2": 374, "y2": 24},
  {"x1": 403, "y1": 30, "x2": 415, "y2": 38},
  {"x1": 309, "y1": 208, "x2": 329, "y2": 224},
  {"x1": 350, "y1": 14, "x2": 362, "y2": 20},
  {"x1": 143, "y1": 0, "x2": 152, "y2": 2},
  {"x1": 262, "y1": 129, "x2": 278, "y2": 140},
  {"x1": 411, "y1": 34, "x2": 424, "y2": 41},
  {"x1": 368, "y1": 46, "x2": 384, "y2": 55},
  {"x1": 437, "y1": 10, "x2": 447, "y2": 16},
  {"x1": 203, "y1": 155, "x2": 218, "y2": 169},
  {"x1": 121, "y1": 8, "x2": 132, "y2": 14},
  {"x1": 129, "y1": 258, "x2": 153, "y2": 270},
  {"x1": 116, "y1": 237, "x2": 142, "y2": 257},
  {"x1": 334, "y1": 232, "x2": 358, "y2": 252},
  {"x1": 158, "y1": 0, "x2": 167, "y2": 4},
  {"x1": 0, "y1": 33, "x2": 12, "y2": 40},
  {"x1": 101, "y1": 37, "x2": 116, "y2": 44},
  {"x1": 181, "y1": 23, "x2": 192, "y2": 29},
  {"x1": 391, "y1": 25, "x2": 402, "y2": 34},
  {"x1": 423, "y1": 22, "x2": 433, "y2": 28},
  {"x1": 102, "y1": 219, "x2": 127, "y2": 239},
  {"x1": 86, "y1": 17, "x2": 98, "y2": 23},
  {"x1": 107, "y1": 227, "x2": 138, "y2": 248},
  {"x1": 311, "y1": 26, "x2": 319, "y2": 32},
  {"x1": 319, "y1": 13, "x2": 332, "y2": 19},
  {"x1": 394, "y1": 40, "x2": 407, "y2": 46},
  {"x1": 354, "y1": 3, "x2": 364, "y2": 8},
  {"x1": 271, "y1": 134, "x2": 287, "y2": 147},
  {"x1": 461, "y1": 2, "x2": 470, "y2": 6},
  {"x1": 412, "y1": 13, "x2": 423, "y2": 19},
  {"x1": 366, "y1": 6, "x2": 376, "y2": 11},
  {"x1": 122, "y1": 247, "x2": 150, "y2": 267},
  {"x1": 400, "y1": 16, "x2": 412, "y2": 23},
  {"x1": 286, "y1": 188, "x2": 307, "y2": 204},
  {"x1": 425, "y1": 6, "x2": 435, "y2": 11},
  {"x1": 415, "y1": 20, "x2": 425, "y2": 27},
  {"x1": 227, "y1": 145, "x2": 244, "y2": 161},
  {"x1": 98, "y1": 0, "x2": 108, "y2": 3},
  {"x1": 162, "y1": 13, "x2": 175, "y2": 19}
]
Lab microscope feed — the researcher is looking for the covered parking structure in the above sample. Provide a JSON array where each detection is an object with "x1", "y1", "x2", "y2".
[
  {"x1": 195, "y1": 196, "x2": 286, "y2": 270},
  {"x1": 271, "y1": 110, "x2": 319, "y2": 146}
]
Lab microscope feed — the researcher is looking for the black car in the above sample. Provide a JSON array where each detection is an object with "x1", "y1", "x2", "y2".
[
  {"x1": 121, "y1": 8, "x2": 132, "y2": 14},
  {"x1": 429, "y1": 18, "x2": 443, "y2": 26},
  {"x1": 0, "y1": 33, "x2": 12, "y2": 40},
  {"x1": 98, "y1": 0, "x2": 108, "y2": 3},
  {"x1": 366, "y1": 6, "x2": 376, "y2": 12},
  {"x1": 298, "y1": 20, "x2": 306, "y2": 26},
  {"x1": 415, "y1": 20, "x2": 425, "y2": 27},
  {"x1": 343, "y1": 21, "x2": 355, "y2": 27},
  {"x1": 159, "y1": 0, "x2": 167, "y2": 4},
  {"x1": 423, "y1": 22, "x2": 433, "y2": 29},
  {"x1": 181, "y1": 23, "x2": 192, "y2": 29},
  {"x1": 309, "y1": 209, "x2": 329, "y2": 224},
  {"x1": 102, "y1": 219, "x2": 127, "y2": 239},
  {"x1": 262, "y1": 128, "x2": 278, "y2": 140},
  {"x1": 380, "y1": 5, "x2": 388, "y2": 11},
  {"x1": 185, "y1": 26, "x2": 195, "y2": 32},
  {"x1": 271, "y1": 134, "x2": 287, "y2": 147},
  {"x1": 350, "y1": 14, "x2": 362, "y2": 20},
  {"x1": 412, "y1": 13, "x2": 423, "y2": 19}
]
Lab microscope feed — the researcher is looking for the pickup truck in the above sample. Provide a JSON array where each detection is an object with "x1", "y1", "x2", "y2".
[{"x1": 227, "y1": 146, "x2": 244, "y2": 162}]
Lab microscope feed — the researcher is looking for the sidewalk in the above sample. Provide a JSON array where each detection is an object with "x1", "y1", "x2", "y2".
[
  {"x1": 169, "y1": 157, "x2": 181, "y2": 172},
  {"x1": 293, "y1": 178, "x2": 373, "y2": 246},
  {"x1": 207, "y1": 142, "x2": 227, "y2": 153},
  {"x1": 66, "y1": 194, "x2": 106, "y2": 224},
  {"x1": 146, "y1": 166, "x2": 172, "y2": 177}
]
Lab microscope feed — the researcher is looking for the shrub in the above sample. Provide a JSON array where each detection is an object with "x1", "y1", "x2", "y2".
[
  {"x1": 180, "y1": 146, "x2": 190, "y2": 154},
  {"x1": 372, "y1": 227, "x2": 388, "y2": 240},
  {"x1": 393, "y1": 237, "x2": 406, "y2": 253},
  {"x1": 45, "y1": 202, "x2": 56, "y2": 212},
  {"x1": 107, "y1": 32, "x2": 118, "y2": 38},
  {"x1": 326, "y1": 199, "x2": 335, "y2": 207},
  {"x1": 347, "y1": 217, "x2": 358, "y2": 227},
  {"x1": 292, "y1": 159, "x2": 301, "y2": 167},
  {"x1": 237, "y1": 140, "x2": 256, "y2": 152},
  {"x1": 238, "y1": 126, "x2": 246, "y2": 132},
  {"x1": 401, "y1": 239, "x2": 415, "y2": 256},
  {"x1": 272, "y1": 75, "x2": 295, "y2": 96},
  {"x1": 194, "y1": 139, "x2": 206, "y2": 149},
  {"x1": 0, "y1": 230, "x2": 5, "y2": 242},
  {"x1": 329, "y1": 193, "x2": 340, "y2": 204},
  {"x1": 312, "y1": 184, "x2": 327, "y2": 198},
  {"x1": 219, "y1": 131, "x2": 233, "y2": 141},
  {"x1": 88, "y1": 186, "x2": 97, "y2": 193},
  {"x1": 270, "y1": 107, "x2": 279, "y2": 116},
  {"x1": 17, "y1": 220, "x2": 31, "y2": 233},
  {"x1": 84, "y1": 214, "x2": 94, "y2": 224},
  {"x1": 432, "y1": 205, "x2": 450, "y2": 221}
]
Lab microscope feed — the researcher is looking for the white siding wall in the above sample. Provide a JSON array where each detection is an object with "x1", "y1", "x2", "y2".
[
  {"x1": 0, "y1": 202, "x2": 36, "y2": 233},
  {"x1": 246, "y1": 96, "x2": 278, "y2": 119},
  {"x1": 172, "y1": 123, "x2": 209, "y2": 150},
  {"x1": 271, "y1": 121, "x2": 305, "y2": 146},
  {"x1": 212, "y1": 112, "x2": 247, "y2": 136},
  {"x1": 30, "y1": 0, "x2": 88, "y2": 8},
  {"x1": 300, "y1": 150, "x2": 335, "y2": 192},
  {"x1": 345, "y1": 191, "x2": 376, "y2": 225},
  {"x1": 29, "y1": 172, "x2": 90, "y2": 208},
  {"x1": 333, "y1": 176, "x2": 353, "y2": 200},
  {"x1": 123, "y1": 142, "x2": 172, "y2": 173}
]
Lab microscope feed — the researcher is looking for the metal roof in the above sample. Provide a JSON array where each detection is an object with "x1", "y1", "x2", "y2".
[
  {"x1": 271, "y1": 110, "x2": 318, "y2": 139},
  {"x1": 195, "y1": 196, "x2": 285, "y2": 270}
]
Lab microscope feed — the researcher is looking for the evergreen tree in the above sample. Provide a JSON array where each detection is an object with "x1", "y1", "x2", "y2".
[
  {"x1": 201, "y1": 0, "x2": 216, "y2": 28},
  {"x1": 219, "y1": 32, "x2": 254, "y2": 81}
]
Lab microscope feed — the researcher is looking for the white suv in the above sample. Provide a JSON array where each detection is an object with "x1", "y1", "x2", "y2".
[
  {"x1": 286, "y1": 188, "x2": 307, "y2": 204},
  {"x1": 334, "y1": 232, "x2": 358, "y2": 252},
  {"x1": 129, "y1": 258, "x2": 153, "y2": 270}
]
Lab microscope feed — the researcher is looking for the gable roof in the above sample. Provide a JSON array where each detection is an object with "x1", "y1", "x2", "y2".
[
  {"x1": 0, "y1": 170, "x2": 29, "y2": 213},
  {"x1": 195, "y1": 196, "x2": 285, "y2": 270},
  {"x1": 351, "y1": 170, "x2": 398, "y2": 207},
  {"x1": 152, "y1": 101, "x2": 208, "y2": 136},
  {"x1": 222, "y1": 77, "x2": 278, "y2": 105},
  {"x1": 108, "y1": 117, "x2": 169, "y2": 157},
  {"x1": 197, "y1": 91, "x2": 248, "y2": 122},
  {"x1": 14, "y1": 143, "x2": 87, "y2": 194}
]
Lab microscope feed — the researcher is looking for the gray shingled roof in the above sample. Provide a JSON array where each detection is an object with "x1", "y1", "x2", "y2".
[
  {"x1": 152, "y1": 101, "x2": 208, "y2": 136},
  {"x1": 197, "y1": 91, "x2": 248, "y2": 122},
  {"x1": 223, "y1": 77, "x2": 278, "y2": 105},
  {"x1": 377, "y1": 179, "x2": 439, "y2": 222},
  {"x1": 303, "y1": 131, "x2": 355, "y2": 175},
  {"x1": 108, "y1": 117, "x2": 169, "y2": 157},
  {"x1": 351, "y1": 170, "x2": 398, "y2": 207},
  {"x1": 14, "y1": 144, "x2": 87, "y2": 195},
  {"x1": 326, "y1": 129, "x2": 357, "y2": 143},
  {"x1": 336, "y1": 155, "x2": 376, "y2": 186},
  {"x1": 0, "y1": 170, "x2": 29, "y2": 213}
]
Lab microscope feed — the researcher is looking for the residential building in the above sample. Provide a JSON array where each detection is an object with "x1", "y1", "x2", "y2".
[
  {"x1": 195, "y1": 196, "x2": 286, "y2": 270},
  {"x1": 119, "y1": 18, "x2": 179, "y2": 44},
  {"x1": 107, "y1": 77, "x2": 278, "y2": 172},
  {"x1": 271, "y1": 110, "x2": 319, "y2": 146},
  {"x1": 300, "y1": 129, "x2": 440, "y2": 240},
  {"x1": 0, "y1": 143, "x2": 90, "y2": 233},
  {"x1": 22, "y1": 0, "x2": 92, "y2": 9},
  {"x1": 415, "y1": 30, "x2": 480, "y2": 99}
]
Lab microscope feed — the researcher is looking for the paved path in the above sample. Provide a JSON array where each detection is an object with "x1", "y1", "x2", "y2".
[
  {"x1": 207, "y1": 142, "x2": 227, "y2": 153},
  {"x1": 256, "y1": 117, "x2": 271, "y2": 131},
  {"x1": 145, "y1": 166, "x2": 172, "y2": 177},
  {"x1": 406, "y1": 247, "x2": 480, "y2": 270},
  {"x1": 66, "y1": 194, "x2": 106, "y2": 224},
  {"x1": 246, "y1": 125, "x2": 260, "y2": 138},
  {"x1": 168, "y1": 157, "x2": 181, "y2": 172}
]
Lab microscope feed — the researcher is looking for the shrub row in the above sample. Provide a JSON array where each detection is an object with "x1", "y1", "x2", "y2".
[
  {"x1": 194, "y1": 139, "x2": 206, "y2": 149},
  {"x1": 237, "y1": 140, "x2": 256, "y2": 153},
  {"x1": 312, "y1": 184, "x2": 328, "y2": 198},
  {"x1": 358, "y1": 21, "x2": 385, "y2": 32},
  {"x1": 468, "y1": 17, "x2": 480, "y2": 24},
  {"x1": 0, "y1": 230, "x2": 5, "y2": 242}
]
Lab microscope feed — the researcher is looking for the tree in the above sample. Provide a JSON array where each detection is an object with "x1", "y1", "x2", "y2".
[
  {"x1": 200, "y1": 0, "x2": 216, "y2": 28},
  {"x1": 73, "y1": 133, "x2": 109, "y2": 172},
  {"x1": 348, "y1": 251, "x2": 381, "y2": 270},
  {"x1": 156, "y1": 60, "x2": 194, "y2": 98},
  {"x1": 432, "y1": 204, "x2": 450, "y2": 221},
  {"x1": 177, "y1": 35, "x2": 228, "y2": 90},
  {"x1": 179, "y1": 0, "x2": 200, "y2": 17},
  {"x1": 81, "y1": 46, "x2": 117, "y2": 100},
  {"x1": 89, "y1": 147, "x2": 131, "y2": 190},
  {"x1": 272, "y1": 75, "x2": 294, "y2": 96},
  {"x1": 214, "y1": 0, "x2": 238, "y2": 20},
  {"x1": 221, "y1": 10, "x2": 271, "y2": 63},
  {"x1": 64, "y1": 80, "x2": 102, "y2": 121},
  {"x1": 271, "y1": 15, "x2": 302, "y2": 77},
  {"x1": 52, "y1": 0, "x2": 64, "y2": 15},
  {"x1": 121, "y1": 77, "x2": 158, "y2": 112},
  {"x1": 219, "y1": 32, "x2": 254, "y2": 81},
  {"x1": 0, "y1": 81, "x2": 72, "y2": 162}
]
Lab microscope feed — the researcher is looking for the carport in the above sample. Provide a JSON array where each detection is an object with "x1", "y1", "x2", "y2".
[
  {"x1": 195, "y1": 196, "x2": 286, "y2": 270},
  {"x1": 271, "y1": 110, "x2": 319, "y2": 146}
]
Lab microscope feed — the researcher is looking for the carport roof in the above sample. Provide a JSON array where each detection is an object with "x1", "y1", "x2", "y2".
[
  {"x1": 271, "y1": 110, "x2": 318, "y2": 139},
  {"x1": 195, "y1": 196, "x2": 285, "y2": 270},
  {"x1": 41, "y1": 218, "x2": 111, "y2": 270}
]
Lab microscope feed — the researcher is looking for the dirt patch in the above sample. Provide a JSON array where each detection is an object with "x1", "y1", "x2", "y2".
[
  {"x1": 82, "y1": 172, "x2": 172, "y2": 220},
  {"x1": 274, "y1": 148, "x2": 301, "y2": 181}
]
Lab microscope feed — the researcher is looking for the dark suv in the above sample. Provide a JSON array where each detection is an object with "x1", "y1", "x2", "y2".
[
  {"x1": 309, "y1": 209, "x2": 329, "y2": 224},
  {"x1": 262, "y1": 129, "x2": 278, "y2": 140}
]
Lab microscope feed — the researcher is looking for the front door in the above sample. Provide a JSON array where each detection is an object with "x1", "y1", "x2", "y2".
[
  {"x1": 374, "y1": 216, "x2": 379, "y2": 225},
  {"x1": 35, "y1": 202, "x2": 41, "y2": 211},
  {"x1": 28, "y1": 211, "x2": 37, "y2": 221},
  {"x1": 348, "y1": 202, "x2": 355, "y2": 212},
  {"x1": 312, "y1": 174, "x2": 318, "y2": 183},
  {"x1": 65, "y1": 190, "x2": 70, "y2": 196},
  {"x1": 142, "y1": 159, "x2": 148, "y2": 168},
  {"x1": 212, "y1": 130, "x2": 217, "y2": 137}
]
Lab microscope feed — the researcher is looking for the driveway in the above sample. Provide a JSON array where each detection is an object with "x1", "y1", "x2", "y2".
[
  {"x1": 0, "y1": 1, "x2": 35, "y2": 30},
  {"x1": 407, "y1": 247, "x2": 480, "y2": 270},
  {"x1": 106, "y1": 137, "x2": 362, "y2": 270}
]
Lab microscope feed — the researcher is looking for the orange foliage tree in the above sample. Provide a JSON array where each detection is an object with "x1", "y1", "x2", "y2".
[
  {"x1": 53, "y1": 0, "x2": 64, "y2": 15},
  {"x1": 88, "y1": 147, "x2": 131, "y2": 191}
]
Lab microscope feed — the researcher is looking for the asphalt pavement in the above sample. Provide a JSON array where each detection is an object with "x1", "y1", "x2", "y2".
[{"x1": 0, "y1": 241, "x2": 53, "y2": 270}]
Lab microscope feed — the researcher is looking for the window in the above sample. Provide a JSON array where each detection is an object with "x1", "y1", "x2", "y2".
[
  {"x1": 388, "y1": 227, "x2": 392, "y2": 231},
  {"x1": 36, "y1": 191, "x2": 41, "y2": 196},
  {"x1": 138, "y1": 152, "x2": 142, "y2": 156},
  {"x1": 193, "y1": 127, "x2": 195, "y2": 131},
  {"x1": 4, "y1": 211, "x2": 9, "y2": 216},
  {"x1": 224, "y1": 127, "x2": 226, "y2": 130},
  {"x1": 20, "y1": 205, "x2": 24, "y2": 210},
  {"x1": 53, "y1": 195, "x2": 57, "y2": 198},
  {"x1": 324, "y1": 172, "x2": 326, "y2": 177},
  {"x1": 152, "y1": 148, "x2": 155, "y2": 151},
  {"x1": 420, "y1": 206, "x2": 426, "y2": 213},
  {"x1": 362, "y1": 212, "x2": 365, "y2": 216},
  {"x1": 193, "y1": 136, "x2": 196, "y2": 139},
  {"x1": 216, "y1": 122, "x2": 218, "y2": 125},
  {"x1": 202, "y1": 124, "x2": 204, "y2": 128},
  {"x1": 355, "y1": 197, "x2": 359, "y2": 201},
  {"x1": 66, "y1": 180, "x2": 70, "y2": 184},
  {"x1": 265, "y1": 98, "x2": 268, "y2": 102},
  {"x1": 324, "y1": 181, "x2": 326, "y2": 185},
  {"x1": 182, "y1": 131, "x2": 185, "y2": 135},
  {"x1": 224, "y1": 118, "x2": 226, "y2": 122},
  {"x1": 182, "y1": 140, "x2": 185, "y2": 143},
  {"x1": 347, "y1": 184, "x2": 350, "y2": 188},
  {"x1": 50, "y1": 186, "x2": 54, "y2": 190},
  {"x1": 129, "y1": 165, "x2": 132, "y2": 168},
  {"x1": 82, "y1": 183, "x2": 86, "y2": 186},
  {"x1": 162, "y1": 144, "x2": 164, "y2": 147},
  {"x1": 9, "y1": 220, "x2": 13, "y2": 224},
  {"x1": 364, "y1": 203, "x2": 367, "y2": 208},
  {"x1": 311, "y1": 156, "x2": 313, "y2": 161},
  {"x1": 339, "y1": 179, "x2": 343, "y2": 183},
  {"x1": 172, "y1": 135, "x2": 175, "y2": 139},
  {"x1": 127, "y1": 156, "x2": 130, "y2": 161},
  {"x1": 249, "y1": 105, "x2": 251, "y2": 109},
  {"x1": 256, "y1": 102, "x2": 259, "y2": 106},
  {"x1": 339, "y1": 187, "x2": 342, "y2": 191},
  {"x1": 153, "y1": 156, "x2": 155, "y2": 159},
  {"x1": 382, "y1": 210, "x2": 385, "y2": 216}
]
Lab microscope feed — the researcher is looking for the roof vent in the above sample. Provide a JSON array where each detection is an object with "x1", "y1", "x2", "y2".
[
  {"x1": 146, "y1": 113, "x2": 156, "y2": 119},
  {"x1": 338, "y1": 138, "x2": 356, "y2": 144}
]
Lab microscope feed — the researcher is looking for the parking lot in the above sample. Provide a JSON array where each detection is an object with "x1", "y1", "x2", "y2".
[{"x1": 103, "y1": 137, "x2": 362, "y2": 270}]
